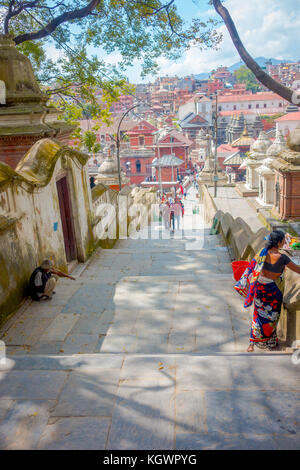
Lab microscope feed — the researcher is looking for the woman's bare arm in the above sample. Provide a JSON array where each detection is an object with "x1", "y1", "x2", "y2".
[{"x1": 286, "y1": 261, "x2": 300, "y2": 274}]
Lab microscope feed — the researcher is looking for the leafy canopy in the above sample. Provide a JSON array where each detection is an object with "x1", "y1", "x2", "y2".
[
  {"x1": 1, "y1": 0, "x2": 221, "y2": 152},
  {"x1": 234, "y1": 65, "x2": 261, "y2": 93}
]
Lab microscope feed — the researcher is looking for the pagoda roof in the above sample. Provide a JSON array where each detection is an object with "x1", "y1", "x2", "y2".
[
  {"x1": 231, "y1": 126, "x2": 254, "y2": 148},
  {"x1": 223, "y1": 151, "x2": 246, "y2": 166}
]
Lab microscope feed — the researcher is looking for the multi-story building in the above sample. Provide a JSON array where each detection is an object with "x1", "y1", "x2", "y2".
[
  {"x1": 120, "y1": 120, "x2": 158, "y2": 185},
  {"x1": 156, "y1": 129, "x2": 192, "y2": 165},
  {"x1": 110, "y1": 95, "x2": 134, "y2": 114},
  {"x1": 150, "y1": 89, "x2": 176, "y2": 114},
  {"x1": 178, "y1": 94, "x2": 213, "y2": 128},
  {"x1": 211, "y1": 66, "x2": 232, "y2": 84},
  {"x1": 217, "y1": 91, "x2": 288, "y2": 115},
  {"x1": 266, "y1": 61, "x2": 300, "y2": 87}
]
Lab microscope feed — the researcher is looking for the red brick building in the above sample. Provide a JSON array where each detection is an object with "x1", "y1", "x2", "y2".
[
  {"x1": 156, "y1": 130, "x2": 193, "y2": 176},
  {"x1": 151, "y1": 154, "x2": 185, "y2": 189},
  {"x1": 120, "y1": 120, "x2": 158, "y2": 185},
  {"x1": 110, "y1": 95, "x2": 134, "y2": 114}
]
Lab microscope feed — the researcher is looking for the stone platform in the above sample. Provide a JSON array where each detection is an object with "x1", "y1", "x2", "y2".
[{"x1": 0, "y1": 188, "x2": 299, "y2": 450}]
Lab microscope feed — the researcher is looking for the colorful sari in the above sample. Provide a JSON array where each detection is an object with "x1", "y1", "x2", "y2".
[{"x1": 234, "y1": 248, "x2": 283, "y2": 349}]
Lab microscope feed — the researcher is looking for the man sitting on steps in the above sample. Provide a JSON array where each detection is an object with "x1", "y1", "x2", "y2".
[{"x1": 29, "y1": 259, "x2": 76, "y2": 301}]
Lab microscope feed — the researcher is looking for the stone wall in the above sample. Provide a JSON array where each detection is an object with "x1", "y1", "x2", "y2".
[
  {"x1": 200, "y1": 182, "x2": 300, "y2": 346},
  {"x1": 0, "y1": 138, "x2": 95, "y2": 326},
  {"x1": 92, "y1": 184, "x2": 157, "y2": 249}
]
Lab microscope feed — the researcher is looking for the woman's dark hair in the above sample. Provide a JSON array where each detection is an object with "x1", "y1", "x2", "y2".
[{"x1": 265, "y1": 230, "x2": 285, "y2": 249}]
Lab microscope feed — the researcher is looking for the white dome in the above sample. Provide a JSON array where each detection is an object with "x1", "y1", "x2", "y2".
[
  {"x1": 266, "y1": 130, "x2": 286, "y2": 157},
  {"x1": 98, "y1": 157, "x2": 118, "y2": 175},
  {"x1": 251, "y1": 131, "x2": 272, "y2": 154}
]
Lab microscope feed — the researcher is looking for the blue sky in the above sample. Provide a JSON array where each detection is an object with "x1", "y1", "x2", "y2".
[{"x1": 47, "y1": 0, "x2": 300, "y2": 83}]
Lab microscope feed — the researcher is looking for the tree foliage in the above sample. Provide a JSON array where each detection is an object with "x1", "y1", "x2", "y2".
[
  {"x1": 234, "y1": 65, "x2": 260, "y2": 93},
  {"x1": 1, "y1": 0, "x2": 221, "y2": 150}
]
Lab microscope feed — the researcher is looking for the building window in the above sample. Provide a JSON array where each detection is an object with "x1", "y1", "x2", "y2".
[
  {"x1": 139, "y1": 136, "x2": 145, "y2": 146},
  {"x1": 136, "y1": 159, "x2": 141, "y2": 173},
  {"x1": 218, "y1": 106, "x2": 222, "y2": 111},
  {"x1": 279, "y1": 103, "x2": 282, "y2": 107},
  {"x1": 256, "y1": 104, "x2": 259, "y2": 108},
  {"x1": 233, "y1": 105, "x2": 237, "y2": 110},
  {"x1": 264, "y1": 103, "x2": 267, "y2": 108},
  {"x1": 248, "y1": 104, "x2": 252, "y2": 109},
  {"x1": 170, "y1": 136, "x2": 175, "y2": 143}
]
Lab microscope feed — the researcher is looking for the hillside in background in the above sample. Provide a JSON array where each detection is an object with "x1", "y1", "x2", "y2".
[{"x1": 194, "y1": 57, "x2": 298, "y2": 80}]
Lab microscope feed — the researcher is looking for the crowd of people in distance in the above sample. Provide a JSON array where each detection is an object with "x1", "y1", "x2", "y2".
[{"x1": 159, "y1": 195, "x2": 185, "y2": 233}]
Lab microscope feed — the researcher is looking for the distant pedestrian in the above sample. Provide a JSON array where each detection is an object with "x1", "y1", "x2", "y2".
[
  {"x1": 173, "y1": 200, "x2": 182, "y2": 230},
  {"x1": 90, "y1": 176, "x2": 96, "y2": 189},
  {"x1": 170, "y1": 203, "x2": 175, "y2": 232},
  {"x1": 162, "y1": 203, "x2": 170, "y2": 230}
]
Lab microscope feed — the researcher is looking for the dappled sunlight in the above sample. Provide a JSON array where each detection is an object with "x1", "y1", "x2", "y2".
[{"x1": 1, "y1": 189, "x2": 299, "y2": 450}]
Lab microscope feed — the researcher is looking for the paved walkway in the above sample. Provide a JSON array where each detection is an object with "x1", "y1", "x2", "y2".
[
  {"x1": 0, "y1": 188, "x2": 299, "y2": 450},
  {"x1": 208, "y1": 186, "x2": 263, "y2": 233}
]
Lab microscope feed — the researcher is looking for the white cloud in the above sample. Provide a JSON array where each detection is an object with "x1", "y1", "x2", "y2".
[
  {"x1": 153, "y1": 0, "x2": 300, "y2": 78},
  {"x1": 44, "y1": 0, "x2": 300, "y2": 82}
]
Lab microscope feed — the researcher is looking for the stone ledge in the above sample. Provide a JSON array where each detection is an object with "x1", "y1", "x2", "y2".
[{"x1": 235, "y1": 183, "x2": 259, "y2": 198}]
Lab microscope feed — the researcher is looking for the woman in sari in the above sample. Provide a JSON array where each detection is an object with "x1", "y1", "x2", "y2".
[{"x1": 234, "y1": 230, "x2": 300, "y2": 352}]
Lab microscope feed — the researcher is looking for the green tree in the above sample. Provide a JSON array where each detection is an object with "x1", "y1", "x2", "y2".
[
  {"x1": 234, "y1": 65, "x2": 260, "y2": 93},
  {"x1": 1, "y1": 1, "x2": 221, "y2": 149}
]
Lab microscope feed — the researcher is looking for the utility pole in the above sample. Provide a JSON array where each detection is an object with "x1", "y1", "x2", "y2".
[
  {"x1": 213, "y1": 91, "x2": 218, "y2": 198},
  {"x1": 115, "y1": 104, "x2": 139, "y2": 191}
]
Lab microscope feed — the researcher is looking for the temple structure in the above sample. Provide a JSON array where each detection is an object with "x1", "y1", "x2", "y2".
[
  {"x1": 270, "y1": 124, "x2": 300, "y2": 220},
  {"x1": 95, "y1": 150, "x2": 129, "y2": 190},
  {"x1": 256, "y1": 129, "x2": 286, "y2": 207},
  {"x1": 0, "y1": 34, "x2": 74, "y2": 169},
  {"x1": 222, "y1": 125, "x2": 253, "y2": 182},
  {"x1": 189, "y1": 128, "x2": 209, "y2": 167},
  {"x1": 226, "y1": 114, "x2": 246, "y2": 144},
  {"x1": 237, "y1": 131, "x2": 272, "y2": 197}
]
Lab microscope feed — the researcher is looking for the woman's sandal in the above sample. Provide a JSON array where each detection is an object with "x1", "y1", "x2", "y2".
[{"x1": 247, "y1": 342, "x2": 254, "y2": 352}]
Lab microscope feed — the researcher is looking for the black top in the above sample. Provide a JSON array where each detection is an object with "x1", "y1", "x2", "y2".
[
  {"x1": 28, "y1": 267, "x2": 52, "y2": 300},
  {"x1": 263, "y1": 253, "x2": 291, "y2": 274}
]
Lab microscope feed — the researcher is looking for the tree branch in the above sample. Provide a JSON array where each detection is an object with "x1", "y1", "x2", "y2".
[
  {"x1": 212, "y1": 0, "x2": 294, "y2": 104},
  {"x1": 13, "y1": 0, "x2": 102, "y2": 44}
]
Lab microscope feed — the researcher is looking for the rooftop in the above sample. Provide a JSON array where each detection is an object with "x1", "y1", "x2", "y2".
[
  {"x1": 152, "y1": 154, "x2": 184, "y2": 167},
  {"x1": 275, "y1": 112, "x2": 300, "y2": 122},
  {"x1": 218, "y1": 92, "x2": 287, "y2": 103}
]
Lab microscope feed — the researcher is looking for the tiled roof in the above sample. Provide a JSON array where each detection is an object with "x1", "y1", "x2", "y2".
[
  {"x1": 180, "y1": 113, "x2": 209, "y2": 127},
  {"x1": 152, "y1": 155, "x2": 184, "y2": 167},
  {"x1": 223, "y1": 151, "x2": 245, "y2": 166},
  {"x1": 219, "y1": 110, "x2": 280, "y2": 117},
  {"x1": 231, "y1": 128, "x2": 254, "y2": 147},
  {"x1": 158, "y1": 130, "x2": 193, "y2": 147},
  {"x1": 275, "y1": 112, "x2": 300, "y2": 122},
  {"x1": 218, "y1": 92, "x2": 287, "y2": 103},
  {"x1": 217, "y1": 144, "x2": 235, "y2": 153},
  {"x1": 79, "y1": 118, "x2": 137, "y2": 134}
]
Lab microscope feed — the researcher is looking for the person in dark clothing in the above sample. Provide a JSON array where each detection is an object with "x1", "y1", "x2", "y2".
[
  {"x1": 29, "y1": 259, "x2": 75, "y2": 301},
  {"x1": 90, "y1": 176, "x2": 96, "y2": 189}
]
